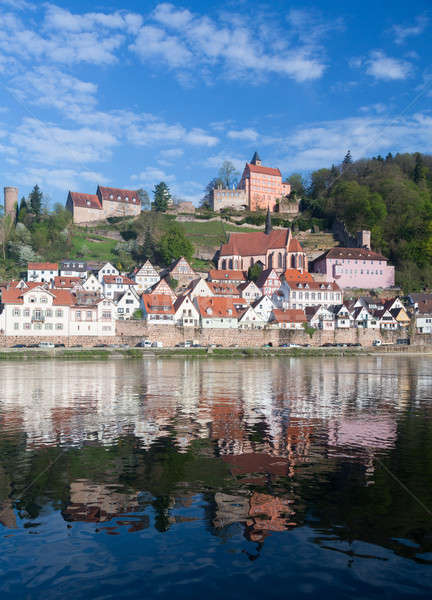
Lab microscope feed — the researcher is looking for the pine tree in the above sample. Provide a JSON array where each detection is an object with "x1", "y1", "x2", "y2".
[
  {"x1": 28, "y1": 185, "x2": 43, "y2": 218},
  {"x1": 413, "y1": 153, "x2": 424, "y2": 184},
  {"x1": 153, "y1": 182, "x2": 171, "y2": 212},
  {"x1": 342, "y1": 150, "x2": 352, "y2": 170},
  {"x1": 142, "y1": 225, "x2": 155, "y2": 261}
]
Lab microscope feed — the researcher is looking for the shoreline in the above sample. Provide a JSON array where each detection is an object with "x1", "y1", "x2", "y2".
[{"x1": 0, "y1": 345, "x2": 431, "y2": 361}]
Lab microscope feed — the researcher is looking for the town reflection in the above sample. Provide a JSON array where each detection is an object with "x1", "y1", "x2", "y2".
[{"x1": 0, "y1": 356, "x2": 431, "y2": 562}]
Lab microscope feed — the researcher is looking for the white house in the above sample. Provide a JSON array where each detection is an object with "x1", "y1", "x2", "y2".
[
  {"x1": 275, "y1": 279, "x2": 342, "y2": 311},
  {"x1": 174, "y1": 295, "x2": 200, "y2": 327},
  {"x1": 195, "y1": 297, "x2": 239, "y2": 329},
  {"x1": 102, "y1": 275, "x2": 137, "y2": 299},
  {"x1": 27, "y1": 262, "x2": 59, "y2": 284},
  {"x1": 332, "y1": 304, "x2": 354, "y2": 328},
  {"x1": 238, "y1": 305, "x2": 265, "y2": 329},
  {"x1": 238, "y1": 280, "x2": 262, "y2": 304},
  {"x1": 83, "y1": 274, "x2": 103, "y2": 294},
  {"x1": 97, "y1": 262, "x2": 119, "y2": 283},
  {"x1": 252, "y1": 295, "x2": 274, "y2": 323},
  {"x1": 115, "y1": 288, "x2": 141, "y2": 320},
  {"x1": 352, "y1": 306, "x2": 379, "y2": 329},
  {"x1": 270, "y1": 308, "x2": 306, "y2": 329},
  {"x1": 415, "y1": 305, "x2": 432, "y2": 333},
  {"x1": 134, "y1": 260, "x2": 160, "y2": 294},
  {"x1": 185, "y1": 278, "x2": 213, "y2": 300},
  {"x1": 141, "y1": 294, "x2": 175, "y2": 325},
  {"x1": 69, "y1": 297, "x2": 117, "y2": 336},
  {"x1": 60, "y1": 260, "x2": 88, "y2": 279},
  {"x1": 305, "y1": 305, "x2": 335, "y2": 330}
]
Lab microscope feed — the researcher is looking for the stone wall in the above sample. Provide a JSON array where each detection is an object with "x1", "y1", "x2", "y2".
[{"x1": 1, "y1": 321, "x2": 431, "y2": 349}]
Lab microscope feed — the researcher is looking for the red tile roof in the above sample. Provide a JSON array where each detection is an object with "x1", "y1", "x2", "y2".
[
  {"x1": 142, "y1": 293, "x2": 174, "y2": 314},
  {"x1": 68, "y1": 192, "x2": 102, "y2": 210},
  {"x1": 28, "y1": 262, "x2": 58, "y2": 270},
  {"x1": 220, "y1": 229, "x2": 294, "y2": 257},
  {"x1": 288, "y1": 280, "x2": 341, "y2": 292},
  {"x1": 283, "y1": 269, "x2": 314, "y2": 282},
  {"x1": 208, "y1": 269, "x2": 246, "y2": 281},
  {"x1": 246, "y1": 163, "x2": 282, "y2": 177},
  {"x1": 208, "y1": 281, "x2": 240, "y2": 296},
  {"x1": 54, "y1": 276, "x2": 82, "y2": 288},
  {"x1": 196, "y1": 296, "x2": 244, "y2": 318},
  {"x1": 2, "y1": 287, "x2": 75, "y2": 306},
  {"x1": 272, "y1": 309, "x2": 306, "y2": 323},
  {"x1": 97, "y1": 186, "x2": 140, "y2": 205},
  {"x1": 321, "y1": 247, "x2": 388, "y2": 261},
  {"x1": 103, "y1": 275, "x2": 136, "y2": 285}
]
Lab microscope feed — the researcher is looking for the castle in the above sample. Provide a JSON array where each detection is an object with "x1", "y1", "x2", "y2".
[
  {"x1": 66, "y1": 185, "x2": 141, "y2": 224},
  {"x1": 211, "y1": 152, "x2": 298, "y2": 214}
]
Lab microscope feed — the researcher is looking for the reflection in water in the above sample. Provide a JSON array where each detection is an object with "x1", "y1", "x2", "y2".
[{"x1": 0, "y1": 356, "x2": 431, "y2": 599}]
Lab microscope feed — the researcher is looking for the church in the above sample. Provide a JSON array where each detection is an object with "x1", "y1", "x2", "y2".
[{"x1": 217, "y1": 211, "x2": 307, "y2": 273}]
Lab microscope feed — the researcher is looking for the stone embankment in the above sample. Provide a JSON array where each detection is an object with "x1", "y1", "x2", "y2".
[{"x1": 0, "y1": 321, "x2": 431, "y2": 348}]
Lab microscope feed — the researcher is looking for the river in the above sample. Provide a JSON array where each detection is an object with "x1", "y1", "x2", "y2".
[{"x1": 0, "y1": 356, "x2": 431, "y2": 599}]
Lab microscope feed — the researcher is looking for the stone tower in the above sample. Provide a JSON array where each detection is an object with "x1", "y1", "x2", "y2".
[
  {"x1": 265, "y1": 206, "x2": 272, "y2": 235},
  {"x1": 4, "y1": 187, "x2": 18, "y2": 219},
  {"x1": 356, "y1": 230, "x2": 371, "y2": 250}
]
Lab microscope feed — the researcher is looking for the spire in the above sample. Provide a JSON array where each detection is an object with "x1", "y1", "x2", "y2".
[
  {"x1": 265, "y1": 206, "x2": 272, "y2": 235},
  {"x1": 250, "y1": 151, "x2": 261, "y2": 166}
]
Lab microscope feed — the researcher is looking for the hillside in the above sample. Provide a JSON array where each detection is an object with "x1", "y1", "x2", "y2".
[{"x1": 301, "y1": 152, "x2": 432, "y2": 290}]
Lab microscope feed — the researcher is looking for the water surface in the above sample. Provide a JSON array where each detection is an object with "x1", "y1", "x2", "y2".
[{"x1": 0, "y1": 356, "x2": 431, "y2": 599}]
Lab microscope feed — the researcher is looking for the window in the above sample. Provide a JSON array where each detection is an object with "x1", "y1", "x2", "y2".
[
  {"x1": 24, "y1": 323, "x2": 31, "y2": 330},
  {"x1": 14, "y1": 322, "x2": 19, "y2": 330},
  {"x1": 45, "y1": 323, "x2": 53, "y2": 330},
  {"x1": 23, "y1": 309, "x2": 30, "y2": 317},
  {"x1": 12, "y1": 308, "x2": 20, "y2": 316},
  {"x1": 41, "y1": 296, "x2": 47, "y2": 304},
  {"x1": 76, "y1": 311, "x2": 81, "y2": 320},
  {"x1": 86, "y1": 311, "x2": 92, "y2": 320},
  {"x1": 56, "y1": 309, "x2": 63, "y2": 317},
  {"x1": 34, "y1": 322, "x2": 42, "y2": 330},
  {"x1": 102, "y1": 311, "x2": 111, "y2": 319},
  {"x1": 45, "y1": 309, "x2": 52, "y2": 318},
  {"x1": 56, "y1": 323, "x2": 63, "y2": 330}
]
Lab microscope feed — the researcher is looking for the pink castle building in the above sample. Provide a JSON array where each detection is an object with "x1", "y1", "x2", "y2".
[{"x1": 312, "y1": 247, "x2": 395, "y2": 289}]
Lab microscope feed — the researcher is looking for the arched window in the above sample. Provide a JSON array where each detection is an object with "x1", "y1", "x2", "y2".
[
  {"x1": 291, "y1": 254, "x2": 296, "y2": 268},
  {"x1": 221, "y1": 259, "x2": 226, "y2": 270},
  {"x1": 278, "y1": 253, "x2": 282, "y2": 268},
  {"x1": 250, "y1": 257, "x2": 254, "y2": 266},
  {"x1": 229, "y1": 259, "x2": 233, "y2": 269},
  {"x1": 269, "y1": 253, "x2": 273, "y2": 268}
]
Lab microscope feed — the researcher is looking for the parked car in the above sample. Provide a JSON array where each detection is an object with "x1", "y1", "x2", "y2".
[
  {"x1": 151, "y1": 341, "x2": 163, "y2": 348},
  {"x1": 12, "y1": 344, "x2": 26, "y2": 348},
  {"x1": 372, "y1": 339, "x2": 382, "y2": 346},
  {"x1": 136, "y1": 340, "x2": 152, "y2": 348},
  {"x1": 55, "y1": 343, "x2": 65, "y2": 348},
  {"x1": 94, "y1": 344, "x2": 108, "y2": 348},
  {"x1": 38, "y1": 341, "x2": 55, "y2": 349}
]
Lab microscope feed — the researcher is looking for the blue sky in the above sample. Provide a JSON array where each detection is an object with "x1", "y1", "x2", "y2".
[{"x1": 0, "y1": 0, "x2": 431, "y2": 206}]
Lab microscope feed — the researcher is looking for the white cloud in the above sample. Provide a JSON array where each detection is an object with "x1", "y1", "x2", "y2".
[
  {"x1": 159, "y1": 148, "x2": 184, "y2": 159},
  {"x1": 365, "y1": 51, "x2": 412, "y2": 81},
  {"x1": 227, "y1": 128, "x2": 259, "y2": 141},
  {"x1": 131, "y1": 2, "x2": 327, "y2": 82},
  {"x1": 204, "y1": 153, "x2": 245, "y2": 172},
  {"x1": 7, "y1": 166, "x2": 108, "y2": 191},
  {"x1": 128, "y1": 121, "x2": 218, "y2": 147},
  {"x1": 280, "y1": 113, "x2": 432, "y2": 172},
  {"x1": 392, "y1": 16, "x2": 428, "y2": 45},
  {"x1": 8, "y1": 117, "x2": 117, "y2": 165},
  {"x1": 131, "y1": 166, "x2": 175, "y2": 189}
]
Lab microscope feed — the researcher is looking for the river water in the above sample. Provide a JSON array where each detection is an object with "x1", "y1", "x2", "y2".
[{"x1": 0, "y1": 356, "x2": 431, "y2": 599}]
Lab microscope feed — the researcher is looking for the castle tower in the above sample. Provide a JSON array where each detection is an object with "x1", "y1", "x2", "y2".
[
  {"x1": 4, "y1": 187, "x2": 18, "y2": 219},
  {"x1": 250, "y1": 151, "x2": 262, "y2": 166}
]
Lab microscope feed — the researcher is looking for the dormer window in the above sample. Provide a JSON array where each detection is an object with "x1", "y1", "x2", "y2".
[
  {"x1": 109, "y1": 194, "x2": 114, "y2": 200},
  {"x1": 206, "y1": 307, "x2": 213, "y2": 315},
  {"x1": 132, "y1": 198, "x2": 136, "y2": 203},
  {"x1": 117, "y1": 195, "x2": 121, "y2": 201},
  {"x1": 86, "y1": 200, "x2": 90, "y2": 206},
  {"x1": 125, "y1": 196, "x2": 129, "y2": 201},
  {"x1": 305, "y1": 283, "x2": 309, "y2": 289},
  {"x1": 228, "y1": 309, "x2": 232, "y2": 315}
]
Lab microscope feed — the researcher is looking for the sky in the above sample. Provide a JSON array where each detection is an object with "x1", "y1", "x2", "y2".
[{"x1": 0, "y1": 0, "x2": 431, "y2": 207}]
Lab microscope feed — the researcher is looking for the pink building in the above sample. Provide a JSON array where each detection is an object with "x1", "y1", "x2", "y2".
[
  {"x1": 238, "y1": 152, "x2": 290, "y2": 211},
  {"x1": 312, "y1": 247, "x2": 395, "y2": 289}
]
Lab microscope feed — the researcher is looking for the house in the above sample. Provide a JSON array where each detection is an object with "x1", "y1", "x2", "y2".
[
  {"x1": 196, "y1": 297, "x2": 240, "y2": 329},
  {"x1": 256, "y1": 268, "x2": 281, "y2": 297},
  {"x1": 237, "y1": 305, "x2": 264, "y2": 329},
  {"x1": 311, "y1": 247, "x2": 395, "y2": 289},
  {"x1": 102, "y1": 275, "x2": 137, "y2": 299},
  {"x1": 237, "y1": 280, "x2": 261, "y2": 303},
  {"x1": 373, "y1": 308, "x2": 398, "y2": 329},
  {"x1": 69, "y1": 296, "x2": 117, "y2": 337},
  {"x1": 218, "y1": 226, "x2": 307, "y2": 273},
  {"x1": 271, "y1": 309, "x2": 306, "y2": 329},
  {"x1": 414, "y1": 301, "x2": 432, "y2": 333},
  {"x1": 133, "y1": 260, "x2": 160, "y2": 294},
  {"x1": 332, "y1": 304, "x2": 354, "y2": 328},
  {"x1": 141, "y1": 294, "x2": 175, "y2": 325},
  {"x1": 185, "y1": 278, "x2": 213, "y2": 300},
  {"x1": 208, "y1": 270, "x2": 247, "y2": 285},
  {"x1": 97, "y1": 262, "x2": 119, "y2": 283},
  {"x1": 82, "y1": 274, "x2": 103, "y2": 294},
  {"x1": 115, "y1": 288, "x2": 141, "y2": 320},
  {"x1": 149, "y1": 278, "x2": 177, "y2": 301},
  {"x1": 53, "y1": 276, "x2": 83, "y2": 291},
  {"x1": 168, "y1": 257, "x2": 196, "y2": 288},
  {"x1": 208, "y1": 281, "x2": 240, "y2": 297},
  {"x1": 66, "y1": 185, "x2": 141, "y2": 224},
  {"x1": 352, "y1": 306, "x2": 379, "y2": 329},
  {"x1": 174, "y1": 295, "x2": 200, "y2": 327},
  {"x1": 275, "y1": 279, "x2": 342, "y2": 310},
  {"x1": 353, "y1": 296, "x2": 383, "y2": 311},
  {"x1": 27, "y1": 262, "x2": 58, "y2": 284},
  {"x1": 212, "y1": 152, "x2": 291, "y2": 212},
  {"x1": 305, "y1": 306, "x2": 335, "y2": 330},
  {"x1": 252, "y1": 295, "x2": 275, "y2": 323},
  {"x1": 60, "y1": 260, "x2": 88, "y2": 279}
]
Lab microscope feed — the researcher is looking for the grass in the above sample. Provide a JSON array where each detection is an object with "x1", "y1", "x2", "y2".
[{"x1": 69, "y1": 231, "x2": 118, "y2": 262}]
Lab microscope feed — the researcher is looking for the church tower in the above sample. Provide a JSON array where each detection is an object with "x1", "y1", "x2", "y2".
[
  {"x1": 250, "y1": 151, "x2": 262, "y2": 166},
  {"x1": 265, "y1": 206, "x2": 272, "y2": 235}
]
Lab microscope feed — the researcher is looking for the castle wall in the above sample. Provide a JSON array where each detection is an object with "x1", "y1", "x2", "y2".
[
  {"x1": 72, "y1": 205, "x2": 104, "y2": 224},
  {"x1": 102, "y1": 199, "x2": 141, "y2": 219}
]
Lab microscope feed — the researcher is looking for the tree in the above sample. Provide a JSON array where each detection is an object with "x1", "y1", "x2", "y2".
[
  {"x1": 158, "y1": 223, "x2": 194, "y2": 265},
  {"x1": 287, "y1": 173, "x2": 306, "y2": 197},
  {"x1": 142, "y1": 225, "x2": 156, "y2": 262},
  {"x1": 248, "y1": 262, "x2": 263, "y2": 282},
  {"x1": 342, "y1": 150, "x2": 353, "y2": 171},
  {"x1": 0, "y1": 215, "x2": 14, "y2": 261},
  {"x1": 218, "y1": 161, "x2": 239, "y2": 188},
  {"x1": 138, "y1": 189, "x2": 151, "y2": 211},
  {"x1": 28, "y1": 185, "x2": 43, "y2": 218},
  {"x1": 201, "y1": 177, "x2": 223, "y2": 208},
  {"x1": 153, "y1": 182, "x2": 171, "y2": 212}
]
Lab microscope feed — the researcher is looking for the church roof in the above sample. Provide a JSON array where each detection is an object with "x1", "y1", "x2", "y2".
[
  {"x1": 246, "y1": 163, "x2": 282, "y2": 177},
  {"x1": 250, "y1": 151, "x2": 261, "y2": 164},
  {"x1": 220, "y1": 229, "x2": 303, "y2": 257}
]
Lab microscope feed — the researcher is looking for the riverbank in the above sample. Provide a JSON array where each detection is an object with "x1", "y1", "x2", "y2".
[{"x1": 1, "y1": 344, "x2": 432, "y2": 361}]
